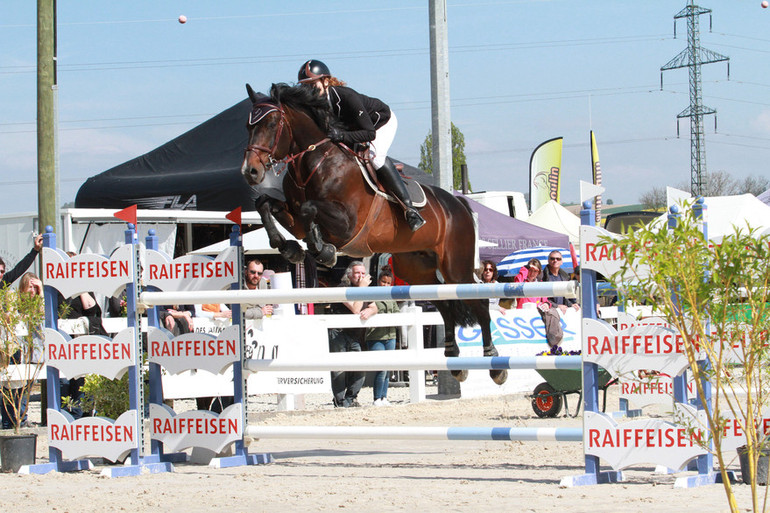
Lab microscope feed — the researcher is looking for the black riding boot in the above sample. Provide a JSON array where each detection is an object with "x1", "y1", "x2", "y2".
[{"x1": 376, "y1": 159, "x2": 426, "y2": 232}]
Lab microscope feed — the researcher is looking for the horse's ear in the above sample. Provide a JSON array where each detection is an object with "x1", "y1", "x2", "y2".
[{"x1": 246, "y1": 83, "x2": 259, "y2": 103}]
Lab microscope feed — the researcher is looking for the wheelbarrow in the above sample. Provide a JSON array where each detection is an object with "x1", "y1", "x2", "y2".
[{"x1": 530, "y1": 367, "x2": 615, "y2": 418}]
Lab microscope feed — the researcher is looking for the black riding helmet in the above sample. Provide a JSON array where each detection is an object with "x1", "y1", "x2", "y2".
[{"x1": 298, "y1": 59, "x2": 330, "y2": 83}]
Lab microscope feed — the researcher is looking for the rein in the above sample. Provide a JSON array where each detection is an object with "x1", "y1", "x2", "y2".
[{"x1": 244, "y1": 102, "x2": 332, "y2": 188}]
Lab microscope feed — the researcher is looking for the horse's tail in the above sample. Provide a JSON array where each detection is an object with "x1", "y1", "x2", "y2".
[{"x1": 455, "y1": 195, "x2": 475, "y2": 217}]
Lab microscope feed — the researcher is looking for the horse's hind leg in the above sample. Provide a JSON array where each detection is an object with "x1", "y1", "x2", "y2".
[
  {"x1": 391, "y1": 251, "x2": 468, "y2": 382},
  {"x1": 466, "y1": 298, "x2": 507, "y2": 385},
  {"x1": 433, "y1": 300, "x2": 468, "y2": 382}
]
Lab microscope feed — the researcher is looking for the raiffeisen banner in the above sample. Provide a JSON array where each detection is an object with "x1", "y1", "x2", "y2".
[{"x1": 529, "y1": 137, "x2": 562, "y2": 212}]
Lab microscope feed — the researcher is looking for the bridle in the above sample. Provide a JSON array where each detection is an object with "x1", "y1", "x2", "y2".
[{"x1": 244, "y1": 101, "x2": 331, "y2": 187}]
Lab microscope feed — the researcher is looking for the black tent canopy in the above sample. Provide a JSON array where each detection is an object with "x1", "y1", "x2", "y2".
[{"x1": 75, "y1": 97, "x2": 434, "y2": 212}]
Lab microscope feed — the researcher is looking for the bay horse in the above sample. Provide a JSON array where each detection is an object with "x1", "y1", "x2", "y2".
[{"x1": 241, "y1": 83, "x2": 506, "y2": 385}]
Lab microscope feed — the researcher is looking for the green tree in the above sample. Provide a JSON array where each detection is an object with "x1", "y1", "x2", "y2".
[{"x1": 418, "y1": 123, "x2": 469, "y2": 191}]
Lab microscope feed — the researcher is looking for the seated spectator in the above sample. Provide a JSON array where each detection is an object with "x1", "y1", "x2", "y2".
[
  {"x1": 159, "y1": 305, "x2": 195, "y2": 336},
  {"x1": 243, "y1": 259, "x2": 273, "y2": 319},
  {"x1": 513, "y1": 259, "x2": 548, "y2": 309},
  {"x1": 479, "y1": 260, "x2": 508, "y2": 312},
  {"x1": 195, "y1": 303, "x2": 232, "y2": 320},
  {"x1": 541, "y1": 250, "x2": 580, "y2": 313}
]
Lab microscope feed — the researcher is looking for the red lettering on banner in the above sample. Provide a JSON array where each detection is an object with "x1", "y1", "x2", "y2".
[
  {"x1": 153, "y1": 416, "x2": 240, "y2": 435},
  {"x1": 48, "y1": 342, "x2": 132, "y2": 361},
  {"x1": 44, "y1": 259, "x2": 129, "y2": 280},
  {"x1": 148, "y1": 261, "x2": 236, "y2": 281},
  {"x1": 588, "y1": 427, "x2": 702, "y2": 448},
  {"x1": 587, "y1": 334, "x2": 688, "y2": 355},
  {"x1": 584, "y1": 243, "x2": 624, "y2": 262},
  {"x1": 49, "y1": 423, "x2": 134, "y2": 443},
  {"x1": 150, "y1": 338, "x2": 237, "y2": 358}
]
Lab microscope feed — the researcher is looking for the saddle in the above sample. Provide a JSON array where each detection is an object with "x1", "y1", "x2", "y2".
[{"x1": 346, "y1": 144, "x2": 427, "y2": 208}]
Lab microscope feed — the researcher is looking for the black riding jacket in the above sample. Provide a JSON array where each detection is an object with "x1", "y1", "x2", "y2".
[{"x1": 327, "y1": 86, "x2": 391, "y2": 146}]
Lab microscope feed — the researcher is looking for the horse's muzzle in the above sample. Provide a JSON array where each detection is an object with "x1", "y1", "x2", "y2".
[{"x1": 241, "y1": 155, "x2": 266, "y2": 186}]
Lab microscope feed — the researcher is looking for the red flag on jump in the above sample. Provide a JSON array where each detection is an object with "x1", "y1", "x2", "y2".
[
  {"x1": 114, "y1": 205, "x2": 137, "y2": 227},
  {"x1": 226, "y1": 207, "x2": 242, "y2": 227}
]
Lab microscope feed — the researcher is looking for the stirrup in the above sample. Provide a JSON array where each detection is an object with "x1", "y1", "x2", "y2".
[{"x1": 405, "y1": 209, "x2": 426, "y2": 232}]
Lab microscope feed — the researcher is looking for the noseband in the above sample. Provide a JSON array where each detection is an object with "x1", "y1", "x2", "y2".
[{"x1": 244, "y1": 101, "x2": 331, "y2": 185}]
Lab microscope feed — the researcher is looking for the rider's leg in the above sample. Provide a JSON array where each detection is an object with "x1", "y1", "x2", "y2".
[{"x1": 376, "y1": 158, "x2": 426, "y2": 232}]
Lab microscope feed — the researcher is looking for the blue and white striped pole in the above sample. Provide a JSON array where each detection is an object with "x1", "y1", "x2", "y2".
[
  {"x1": 245, "y1": 354, "x2": 582, "y2": 373},
  {"x1": 140, "y1": 281, "x2": 578, "y2": 307},
  {"x1": 246, "y1": 426, "x2": 583, "y2": 442}
]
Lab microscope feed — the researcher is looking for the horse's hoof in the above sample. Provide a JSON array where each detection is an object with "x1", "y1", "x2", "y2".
[
  {"x1": 451, "y1": 369, "x2": 468, "y2": 382},
  {"x1": 314, "y1": 244, "x2": 337, "y2": 267},
  {"x1": 490, "y1": 369, "x2": 507, "y2": 385},
  {"x1": 282, "y1": 241, "x2": 305, "y2": 264}
]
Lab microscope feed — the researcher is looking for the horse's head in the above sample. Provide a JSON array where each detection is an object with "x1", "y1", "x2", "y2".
[{"x1": 241, "y1": 84, "x2": 291, "y2": 186}]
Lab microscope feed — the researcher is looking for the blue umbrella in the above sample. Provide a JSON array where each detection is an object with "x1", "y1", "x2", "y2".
[{"x1": 496, "y1": 246, "x2": 577, "y2": 278}]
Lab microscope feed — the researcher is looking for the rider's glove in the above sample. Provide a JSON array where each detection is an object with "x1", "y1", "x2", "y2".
[{"x1": 328, "y1": 127, "x2": 344, "y2": 143}]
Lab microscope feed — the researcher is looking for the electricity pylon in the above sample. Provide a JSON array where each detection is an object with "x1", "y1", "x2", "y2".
[{"x1": 660, "y1": 0, "x2": 729, "y2": 196}]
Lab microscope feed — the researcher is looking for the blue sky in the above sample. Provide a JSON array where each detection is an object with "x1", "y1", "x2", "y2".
[{"x1": 1, "y1": 1, "x2": 769, "y2": 216}]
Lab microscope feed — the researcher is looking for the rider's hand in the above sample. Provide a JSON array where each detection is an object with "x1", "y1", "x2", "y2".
[{"x1": 328, "y1": 127, "x2": 344, "y2": 143}]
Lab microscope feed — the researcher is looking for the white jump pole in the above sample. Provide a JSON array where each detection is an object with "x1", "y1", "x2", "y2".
[
  {"x1": 246, "y1": 426, "x2": 583, "y2": 442},
  {"x1": 139, "y1": 281, "x2": 578, "y2": 306},
  {"x1": 245, "y1": 353, "x2": 582, "y2": 373}
]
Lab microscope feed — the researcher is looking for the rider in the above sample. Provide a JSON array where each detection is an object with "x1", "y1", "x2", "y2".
[{"x1": 297, "y1": 59, "x2": 426, "y2": 232}]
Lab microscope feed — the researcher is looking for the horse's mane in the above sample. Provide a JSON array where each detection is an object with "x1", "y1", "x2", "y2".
[{"x1": 270, "y1": 82, "x2": 333, "y2": 132}]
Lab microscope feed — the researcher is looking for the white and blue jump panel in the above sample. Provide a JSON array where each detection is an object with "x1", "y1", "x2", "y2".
[
  {"x1": 245, "y1": 353, "x2": 581, "y2": 373},
  {"x1": 140, "y1": 281, "x2": 578, "y2": 306},
  {"x1": 246, "y1": 426, "x2": 583, "y2": 442}
]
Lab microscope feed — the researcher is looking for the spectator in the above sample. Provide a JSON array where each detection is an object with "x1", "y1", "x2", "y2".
[
  {"x1": 159, "y1": 305, "x2": 195, "y2": 336},
  {"x1": 513, "y1": 259, "x2": 548, "y2": 309},
  {"x1": 61, "y1": 252, "x2": 108, "y2": 336},
  {"x1": 195, "y1": 303, "x2": 232, "y2": 320},
  {"x1": 540, "y1": 250, "x2": 580, "y2": 313},
  {"x1": 478, "y1": 260, "x2": 503, "y2": 309},
  {"x1": 242, "y1": 259, "x2": 273, "y2": 319},
  {"x1": 362, "y1": 266, "x2": 398, "y2": 407},
  {"x1": 0, "y1": 234, "x2": 43, "y2": 286},
  {"x1": 59, "y1": 253, "x2": 109, "y2": 419},
  {"x1": 327, "y1": 261, "x2": 370, "y2": 408}
]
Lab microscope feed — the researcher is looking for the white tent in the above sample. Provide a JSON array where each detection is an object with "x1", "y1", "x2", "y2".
[
  {"x1": 655, "y1": 193, "x2": 770, "y2": 241},
  {"x1": 524, "y1": 200, "x2": 580, "y2": 245},
  {"x1": 190, "y1": 225, "x2": 305, "y2": 255},
  {"x1": 758, "y1": 188, "x2": 770, "y2": 207}
]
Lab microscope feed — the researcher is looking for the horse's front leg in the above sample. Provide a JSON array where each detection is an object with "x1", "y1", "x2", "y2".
[
  {"x1": 299, "y1": 201, "x2": 337, "y2": 267},
  {"x1": 255, "y1": 196, "x2": 305, "y2": 264}
]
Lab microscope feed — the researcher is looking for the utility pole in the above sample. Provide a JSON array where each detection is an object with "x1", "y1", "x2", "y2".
[
  {"x1": 660, "y1": 0, "x2": 729, "y2": 197},
  {"x1": 38, "y1": 0, "x2": 58, "y2": 234},
  {"x1": 429, "y1": 0, "x2": 452, "y2": 192}
]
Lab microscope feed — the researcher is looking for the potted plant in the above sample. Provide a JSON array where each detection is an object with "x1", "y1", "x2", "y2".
[
  {"x1": 737, "y1": 438, "x2": 770, "y2": 486},
  {"x1": 0, "y1": 273, "x2": 45, "y2": 472}
]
